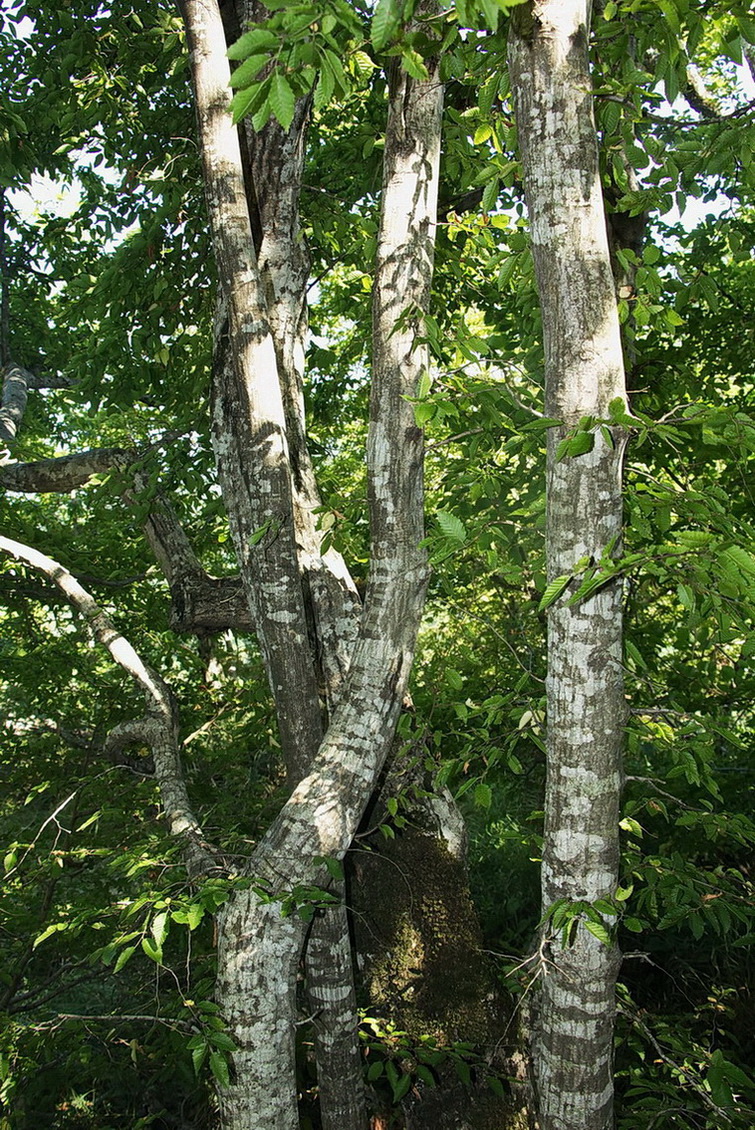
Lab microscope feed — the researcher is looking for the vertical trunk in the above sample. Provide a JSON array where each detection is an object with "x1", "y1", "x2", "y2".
[
  {"x1": 509, "y1": 5, "x2": 627, "y2": 1129},
  {"x1": 183, "y1": 0, "x2": 323, "y2": 783},
  {"x1": 306, "y1": 897, "x2": 369, "y2": 1130},
  {"x1": 186, "y1": 1, "x2": 443, "y2": 1124}
]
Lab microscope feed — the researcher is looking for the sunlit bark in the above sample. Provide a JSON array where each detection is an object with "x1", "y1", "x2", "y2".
[{"x1": 509, "y1": 4, "x2": 628, "y2": 1128}]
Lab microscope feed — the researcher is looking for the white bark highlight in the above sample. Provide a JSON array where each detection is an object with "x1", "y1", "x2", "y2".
[
  {"x1": 509, "y1": 4, "x2": 627, "y2": 1129},
  {"x1": 209, "y1": 24, "x2": 443, "y2": 1128}
]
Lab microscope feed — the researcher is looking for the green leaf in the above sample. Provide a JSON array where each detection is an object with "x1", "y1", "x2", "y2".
[
  {"x1": 230, "y1": 85, "x2": 263, "y2": 126},
  {"x1": 151, "y1": 911, "x2": 169, "y2": 948},
  {"x1": 269, "y1": 72, "x2": 295, "y2": 131},
  {"x1": 584, "y1": 919, "x2": 612, "y2": 946},
  {"x1": 114, "y1": 945, "x2": 137, "y2": 972},
  {"x1": 559, "y1": 430, "x2": 595, "y2": 460},
  {"x1": 474, "y1": 783, "x2": 492, "y2": 809},
  {"x1": 738, "y1": 17, "x2": 755, "y2": 45},
  {"x1": 482, "y1": 177, "x2": 499, "y2": 213},
  {"x1": 230, "y1": 55, "x2": 269, "y2": 89},
  {"x1": 436, "y1": 511, "x2": 467, "y2": 544},
  {"x1": 414, "y1": 402, "x2": 436, "y2": 426},
  {"x1": 141, "y1": 936, "x2": 163, "y2": 965},
  {"x1": 227, "y1": 29, "x2": 278, "y2": 61},
  {"x1": 446, "y1": 667, "x2": 463, "y2": 690},
  {"x1": 367, "y1": 1059, "x2": 384, "y2": 1080},
  {"x1": 538, "y1": 573, "x2": 571, "y2": 611},
  {"x1": 33, "y1": 922, "x2": 68, "y2": 948},
  {"x1": 393, "y1": 1071, "x2": 412, "y2": 1101},
  {"x1": 192, "y1": 1043, "x2": 208, "y2": 1076},
  {"x1": 371, "y1": 0, "x2": 401, "y2": 51},
  {"x1": 209, "y1": 1051, "x2": 230, "y2": 1088},
  {"x1": 209, "y1": 1032, "x2": 237, "y2": 1053},
  {"x1": 401, "y1": 49, "x2": 429, "y2": 81}
]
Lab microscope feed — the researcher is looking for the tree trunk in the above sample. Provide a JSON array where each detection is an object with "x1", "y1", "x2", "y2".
[
  {"x1": 182, "y1": 0, "x2": 443, "y2": 1124},
  {"x1": 508, "y1": 4, "x2": 628, "y2": 1129},
  {"x1": 306, "y1": 897, "x2": 369, "y2": 1130}
]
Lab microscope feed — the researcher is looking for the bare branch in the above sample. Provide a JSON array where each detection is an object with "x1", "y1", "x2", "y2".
[
  {"x1": 0, "y1": 447, "x2": 130, "y2": 492},
  {"x1": 0, "y1": 535, "x2": 221, "y2": 877}
]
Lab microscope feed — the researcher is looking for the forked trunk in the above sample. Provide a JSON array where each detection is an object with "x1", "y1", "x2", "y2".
[{"x1": 182, "y1": 0, "x2": 443, "y2": 1124}]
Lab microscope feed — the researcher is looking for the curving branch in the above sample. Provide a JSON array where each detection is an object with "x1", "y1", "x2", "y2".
[{"x1": 0, "y1": 535, "x2": 221, "y2": 878}]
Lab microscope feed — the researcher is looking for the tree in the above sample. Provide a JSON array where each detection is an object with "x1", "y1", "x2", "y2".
[
  {"x1": 2, "y1": 1, "x2": 755, "y2": 1129},
  {"x1": 508, "y1": 4, "x2": 627, "y2": 1127}
]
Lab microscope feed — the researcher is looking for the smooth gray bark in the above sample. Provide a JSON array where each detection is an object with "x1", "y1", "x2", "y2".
[{"x1": 509, "y1": 4, "x2": 628, "y2": 1129}]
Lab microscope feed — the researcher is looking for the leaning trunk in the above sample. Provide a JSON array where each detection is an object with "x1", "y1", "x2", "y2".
[{"x1": 509, "y1": 4, "x2": 628, "y2": 1129}]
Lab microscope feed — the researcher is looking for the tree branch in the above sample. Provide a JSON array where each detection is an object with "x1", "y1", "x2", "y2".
[
  {"x1": 0, "y1": 446, "x2": 131, "y2": 491},
  {"x1": 0, "y1": 535, "x2": 222, "y2": 877}
]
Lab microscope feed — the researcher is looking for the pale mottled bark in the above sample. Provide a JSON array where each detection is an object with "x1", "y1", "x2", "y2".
[
  {"x1": 509, "y1": 4, "x2": 627, "y2": 1129},
  {"x1": 0, "y1": 536, "x2": 218, "y2": 878},
  {"x1": 0, "y1": 446, "x2": 131, "y2": 491},
  {"x1": 0, "y1": 362, "x2": 29, "y2": 450},
  {"x1": 139, "y1": 493, "x2": 254, "y2": 634},
  {"x1": 183, "y1": 0, "x2": 323, "y2": 783},
  {"x1": 306, "y1": 897, "x2": 368, "y2": 1130},
  {"x1": 211, "y1": 31, "x2": 442, "y2": 1130}
]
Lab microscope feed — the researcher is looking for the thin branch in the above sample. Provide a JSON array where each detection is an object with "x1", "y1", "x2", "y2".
[
  {"x1": 28, "y1": 1012, "x2": 194, "y2": 1033},
  {"x1": 0, "y1": 535, "x2": 222, "y2": 878}
]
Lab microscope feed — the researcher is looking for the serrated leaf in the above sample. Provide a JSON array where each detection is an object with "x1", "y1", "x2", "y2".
[
  {"x1": 230, "y1": 55, "x2": 269, "y2": 89},
  {"x1": 454, "y1": 1058, "x2": 471, "y2": 1086},
  {"x1": 114, "y1": 944, "x2": 137, "y2": 972},
  {"x1": 415, "y1": 1063, "x2": 435, "y2": 1086},
  {"x1": 227, "y1": 29, "x2": 278, "y2": 61},
  {"x1": 269, "y1": 72, "x2": 295, "y2": 131},
  {"x1": 151, "y1": 911, "x2": 169, "y2": 948},
  {"x1": 474, "y1": 783, "x2": 492, "y2": 809},
  {"x1": 482, "y1": 178, "x2": 499, "y2": 212},
  {"x1": 352, "y1": 49, "x2": 376, "y2": 78},
  {"x1": 414, "y1": 402, "x2": 435, "y2": 426},
  {"x1": 371, "y1": 0, "x2": 401, "y2": 51},
  {"x1": 209, "y1": 1032, "x2": 237, "y2": 1053},
  {"x1": 538, "y1": 573, "x2": 571, "y2": 612},
  {"x1": 141, "y1": 936, "x2": 163, "y2": 965},
  {"x1": 559, "y1": 430, "x2": 595, "y2": 460},
  {"x1": 436, "y1": 510, "x2": 467, "y2": 544},
  {"x1": 230, "y1": 85, "x2": 262, "y2": 126},
  {"x1": 367, "y1": 1059, "x2": 384, "y2": 1080},
  {"x1": 446, "y1": 667, "x2": 463, "y2": 690},
  {"x1": 33, "y1": 922, "x2": 67, "y2": 948},
  {"x1": 210, "y1": 1051, "x2": 230, "y2": 1087},
  {"x1": 393, "y1": 1071, "x2": 412, "y2": 1101},
  {"x1": 584, "y1": 919, "x2": 612, "y2": 946},
  {"x1": 417, "y1": 370, "x2": 431, "y2": 399},
  {"x1": 192, "y1": 1043, "x2": 208, "y2": 1076},
  {"x1": 314, "y1": 57, "x2": 335, "y2": 108},
  {"x1": 401, "y1": 49, "x2": 429, "y2": 81}
]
